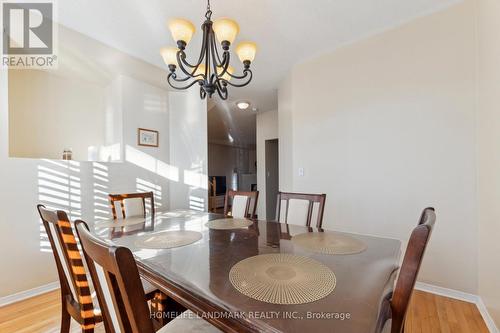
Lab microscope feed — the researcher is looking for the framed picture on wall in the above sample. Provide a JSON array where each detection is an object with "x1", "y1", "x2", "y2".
[{"x1": 138, "y1": 128, "x2": 159, "y2": 147}]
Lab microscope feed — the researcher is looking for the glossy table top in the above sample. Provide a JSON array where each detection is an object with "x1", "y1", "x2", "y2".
[{"x1": 89, "y1": 210, "x2": 401, "y2": 333}]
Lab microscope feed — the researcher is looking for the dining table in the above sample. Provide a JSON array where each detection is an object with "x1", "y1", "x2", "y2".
[{"x1": 88, "y1": 209, "x2": 401, "y2": 333}]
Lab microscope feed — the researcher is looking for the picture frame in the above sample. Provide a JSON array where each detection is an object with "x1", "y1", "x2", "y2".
[{"x1": 138, "y1": 128, "x2": 159, "y2": 147}]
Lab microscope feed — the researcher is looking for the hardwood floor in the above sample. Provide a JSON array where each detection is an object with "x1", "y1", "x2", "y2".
[
  {"x1": 405, "y1": 291, "x2": 489, "y2": 333},
  {"x1": 0, "y1": 289, "x2": 489, "y2": 333}
]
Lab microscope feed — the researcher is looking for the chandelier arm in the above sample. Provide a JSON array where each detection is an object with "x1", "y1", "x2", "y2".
[
  {"x1": 176, "y1": 51, "x2": 206, "y2": 81},
  {"x1": 168, "y1": 73, "x2": 203, "y2": 90},
  {"x1": 217, "y1": 48, "x2": 231, "y2": 75},
  {"x1": 215, "y1": 82, "x2": 229, "y2": 100},
  {"x1": 221, "y1": 51, "x2": 230, "y2": 68},
  {"x1": 168, "y1": 71, "x2": 193, "y2": 82},
  {"x1": 227, "y1": 68, "x2": 252, "y2": 80},
  {"x1": 211, "y1": 32, "x2": 226, "y2": 67},
  {"x1": 192, "y1": 22, "x2": 210, "y2": 68},
  {"x1": 210, "y1": 35, "x2": 223, "y2": 82},
  {"x1": 223, "y1": 70, "x2": 253, "y2": 87},
  {"x1": 175, "y1": 21, "x2": 209, "y2": 70},
  {"x1": 207, "y1": 39, "x2": 216, "y2": 85},
  {"x1": 176, "y1": 50, "x2": 195, "y2": 69},
  {"x1": 204, "y1": 26, "x2": 214, "y2": 82},
  {"x1": 212, "y1": 43, "x2": 231, "y2": 79}
]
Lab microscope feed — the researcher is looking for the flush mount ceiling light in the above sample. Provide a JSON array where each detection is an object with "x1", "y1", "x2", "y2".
[
  {"x1": 236, "y1": 101, "x2": 250, "y2": 110},
  {"x1": 161, "y1": 0, "x2": 257, "y2": 100}
]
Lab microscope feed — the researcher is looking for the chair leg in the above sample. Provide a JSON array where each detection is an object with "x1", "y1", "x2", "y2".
[
  {"x1": 150, "y1": 291, "x2": 168, "y2": 328},
  {"x1": 61, "y1": 305, "x2": 71, "y2": 333},
  {"x1": 82, "y1": 328, "x2": 94, "y2": 333}
]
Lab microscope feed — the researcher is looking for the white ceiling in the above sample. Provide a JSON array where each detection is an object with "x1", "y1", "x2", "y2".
[
  {"x1": 57, "y1": 0, "x2": 461, "y2": 145},
  {"x1": 207, "y1": 100, "x2": 257, "y2": 148}
]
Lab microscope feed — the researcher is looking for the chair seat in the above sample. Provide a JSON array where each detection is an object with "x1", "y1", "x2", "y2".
[{"x1": 159, "y1": 310, "x2": 222, "y2": 333}]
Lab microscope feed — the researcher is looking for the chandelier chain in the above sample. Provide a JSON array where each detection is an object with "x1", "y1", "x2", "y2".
[{"x1": 205, "y1": 0, "x2": 212, "y2": 20}]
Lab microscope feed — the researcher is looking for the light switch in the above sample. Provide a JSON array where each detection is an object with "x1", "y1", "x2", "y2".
[{"x1": 298, "y1": 167, "x2": 304, "y2": 177}]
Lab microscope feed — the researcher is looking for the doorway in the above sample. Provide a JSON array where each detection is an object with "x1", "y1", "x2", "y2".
[{"x1": 265, "y1": 139, "x2": 279, "y2": 220}]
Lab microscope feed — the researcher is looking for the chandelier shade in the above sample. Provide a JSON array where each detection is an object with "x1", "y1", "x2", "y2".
[
  {"x1": 213, "y1": 18, "x2": 240, "y2": 44},
  {"x1": 161, "y1": 0, "x2": 256, "y2": 100},
  {"x1": 236, "y1": 42, "x2": 257, "y2": 63},
  {"x1": 160, "y1": 46, "x2": 178, "y2": 66},
  {"x1": 168, "y1": 18, "x2": 196, "y2": 45}
]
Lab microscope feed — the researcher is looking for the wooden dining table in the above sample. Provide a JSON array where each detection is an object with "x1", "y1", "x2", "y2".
[{"x1": 89, "y1": 209, "x2": 401, "y2": 333}]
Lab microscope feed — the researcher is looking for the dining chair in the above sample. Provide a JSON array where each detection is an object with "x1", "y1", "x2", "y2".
[
  {"x1": 379, "y1": 207, "x2": 436, "y2": 333},
  {"x1": 224, "y1": 190, "x2": 259, "y2": 219},
  {"x1": 75, "y1": 219, "x2": 222, "y2": 333},
  {"x1": 276, "y1": 192, "x2": 327, "y2": 228},
  {"x1": 38, "y1": 205, "x2": 162, "y2": 332},
  {"x1": 37, "y1": 204, "x2": 103, "y2": 333},
  {"x1": 108, "y1": 192, "x2": 155, "y2": 219}
]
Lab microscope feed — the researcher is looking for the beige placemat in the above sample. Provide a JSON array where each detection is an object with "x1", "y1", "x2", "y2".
[
  {"x1": 94, "y1": 217, "x2": 148, "y2": 228},
  {"x1": 292, "y1": 232, "x2": 367, "y2": 255},
  {"x1": 206, "y1": 218, "x2": 253, "y2": 230},
  {"x1": 229, "y1": 254, "x2": 336, "y2": 305},
  {"x1": 134, "y1": 231, "x2": 202, "y2": 249}
]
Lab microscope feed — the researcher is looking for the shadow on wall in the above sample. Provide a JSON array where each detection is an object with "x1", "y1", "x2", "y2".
[
  {"x1": 37, "y1": 146, "x2": 209, "y2": 252},
  {"x1": 136, "y1": 177, "x2": 163, "y2": 214},
  {"x1": 125, "y1": 144, "x2": 207, "y2": 212},
  {"x1": 37, "y1": 159, "x2": 83, "y2": 253}
]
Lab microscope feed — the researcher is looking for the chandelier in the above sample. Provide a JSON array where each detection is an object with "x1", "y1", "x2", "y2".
[{"x1": 160, "y1": 0, "x2": 257, "y2": 100}]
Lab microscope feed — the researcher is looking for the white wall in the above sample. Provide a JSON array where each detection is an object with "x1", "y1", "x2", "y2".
[
  {"x1": 278, "y1": 75, "x2": 294, "y2": 192},
  {"x1": 0, "y1": 71, "x2": 173, "y2": 296},
  {"x1": 8, "y1": 69, "x2": 107, "y2": 161},
  {"x1": 0, "y1": 29, "x2": 206, "y2": 297},
  {"x1": 7, "y1": 24, "x2": 168, "y2": 163},
  {"x1": 168, "y1": 90, "x2": 208, "y2": 211},
  {"x1": 278, "y1": 1, "x2": 478, "y2": 294},
  {"x1": 256, "y1": 110, "x2": 278, "y2": 218},
  {"x1": 477, "y1": 0, "x2": 500, "y2": 326}
]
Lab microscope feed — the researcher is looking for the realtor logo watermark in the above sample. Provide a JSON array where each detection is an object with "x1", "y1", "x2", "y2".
[{"x1": 2, "y1": 0, "x2": 58, "y2": 69}]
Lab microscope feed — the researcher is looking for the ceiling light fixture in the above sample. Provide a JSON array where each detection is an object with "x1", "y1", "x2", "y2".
[
  {"x1": 161, "y1": 0, "x2": 257, "y2": 100},
  {"x1": 237, "y1": 101, "x2": 250, "y2": 110}
]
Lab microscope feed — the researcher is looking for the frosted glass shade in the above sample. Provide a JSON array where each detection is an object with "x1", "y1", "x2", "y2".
[
  {"x1": 213, "y1": 18, "x2": 240, "y2": 44},
  {"x1": 160, "y1": 46, "x2": 178, "y2": 66},
  {"x1": 168, "y1": 18, "x2": 195, "y2": 44},
  {"x1": 236, "y1": 42, "x2": 257, "y2": 63},
  {"x1": 217, "y1": 65, "x2": 234, "y2": 81}
]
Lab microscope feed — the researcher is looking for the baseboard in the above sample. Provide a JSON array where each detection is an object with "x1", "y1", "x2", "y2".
[
  {"x1": 0, "y1": 281, "x2": 59, "y2": 307},
  {"x1": 416, "y1": 282, "x2": 499, "y2": 333},
  {"x1": 476, "y1": 297, "x2": 500, "y2": 333},
  {"x1": 1, "y1": 280, "x2": 498, "y2": 333}
]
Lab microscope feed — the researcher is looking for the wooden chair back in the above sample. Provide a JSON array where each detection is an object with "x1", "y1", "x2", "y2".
[
  {"x1": 37, "y1": 205, "x2": 99, "y2": 332},
  {"x1": 108, "y1": 192, "x2": 155, "y2": 219},
  {"x1": 75, "y1": 220, "x2": 154, "y2": 333},
  {"x1": 276, "y1": 192, "x2": 327, "y2": 228},
  {"x1": 224, "y1": 190, "x2": 259, "y2": 218},
  {"x1": 390, "y1": 207, "x2": 436, "y2": 333}
]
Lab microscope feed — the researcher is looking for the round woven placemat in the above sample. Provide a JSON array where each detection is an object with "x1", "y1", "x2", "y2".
[
  {"x1": 134, "y1": 231, "x2": 202, "y2": 249},
  {"x1": 94, "y1": 217, "x2": 148, "y2": 228},
  {"x1": 206, "y1": 218, "x2": 253, "y2": 230},
  {"x1": 229, "y1": 254, "x2": 336, "y2": 304},
  {"x1": 292, "y1": 232, "x2": 367, "y2": 255}
]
